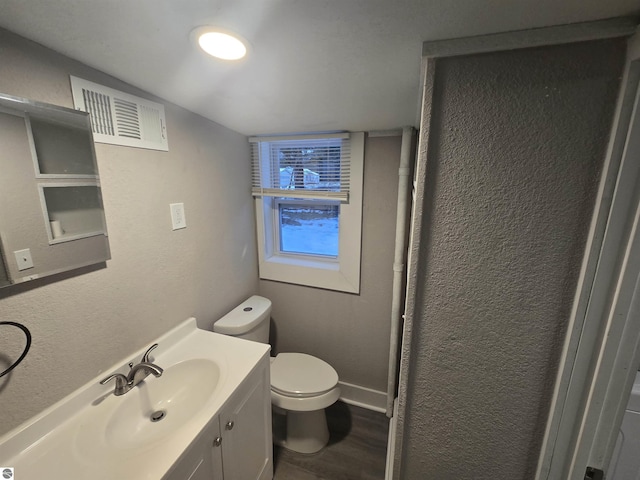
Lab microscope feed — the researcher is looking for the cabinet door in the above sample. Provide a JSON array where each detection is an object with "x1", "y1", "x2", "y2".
[
  {"x1": 163, "y1": 421, "x2": 223, "y2": 480},
  {"x1": 220, "y1": 361, "x2": 272, "y2": 480}
]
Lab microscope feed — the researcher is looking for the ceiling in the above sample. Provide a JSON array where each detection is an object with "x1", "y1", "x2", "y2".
[{"x1": 0, "y1": 1, "x2": 638, "y2": 136}]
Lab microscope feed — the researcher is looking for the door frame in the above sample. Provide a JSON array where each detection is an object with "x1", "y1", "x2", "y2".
[
  {"x1": 390, "y1": 19, "x2": 639, "y2": 480},
  {"x1": 536, "y1": 31, "x2": 640, "y2": 480}
]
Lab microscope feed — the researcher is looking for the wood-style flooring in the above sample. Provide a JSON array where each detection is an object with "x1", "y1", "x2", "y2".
[{"x1": 273, "y1": 401, "x2": 389, "y2": 480}]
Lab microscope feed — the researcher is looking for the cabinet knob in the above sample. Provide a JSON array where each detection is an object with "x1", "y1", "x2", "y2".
[
  {"x1": 213, "y1": 436, "x2": 222, "y2": 447},
  {"x1": 225, "y1": 420, "x2": 234, "y2": 430}
]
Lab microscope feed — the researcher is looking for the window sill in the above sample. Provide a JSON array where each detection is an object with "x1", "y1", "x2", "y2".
[
  {"x1": 259, "y1": 254, "x2": 359, "y2": 293},
  {"x1": 264, "y1": 254, "x2": 340, "y2": 271}
]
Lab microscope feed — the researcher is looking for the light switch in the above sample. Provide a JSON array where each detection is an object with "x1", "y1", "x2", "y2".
[
  {"x1": 14, "y1": 248, "x2": 34, "y2": 271},
  {"x1": 170, "y1": 203, "x2": 186, "y2": 230}
]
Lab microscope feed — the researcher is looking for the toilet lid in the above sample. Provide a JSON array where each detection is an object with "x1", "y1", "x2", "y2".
[{"x1": 270, "y1": 353, "x2": 338, "y2": 397}]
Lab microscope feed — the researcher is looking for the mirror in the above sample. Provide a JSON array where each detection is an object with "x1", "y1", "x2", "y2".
[{"x1": 0, "y1": 93, "x2": 110, "y2": 288}]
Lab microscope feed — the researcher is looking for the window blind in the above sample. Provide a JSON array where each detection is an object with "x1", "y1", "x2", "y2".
[{"x1": 250, "y1": 133, "x2": 351, "y2": 201}]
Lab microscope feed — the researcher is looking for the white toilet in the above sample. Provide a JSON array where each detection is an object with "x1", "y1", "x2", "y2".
[{"x1": 213, "y1": 295, "x2": 341, "y2": 454}]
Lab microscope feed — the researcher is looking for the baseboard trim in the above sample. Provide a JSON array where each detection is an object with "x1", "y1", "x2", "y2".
[{"x1": 338, "y1": 381, "x2": 387, "y2": 413}]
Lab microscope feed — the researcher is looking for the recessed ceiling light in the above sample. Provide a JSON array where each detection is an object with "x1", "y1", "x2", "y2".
[{"x1": 191, "y1": 27, "x2": 248, "y2": 61}]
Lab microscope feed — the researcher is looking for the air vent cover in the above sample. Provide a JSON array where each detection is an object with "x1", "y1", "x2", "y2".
[{"x1": 70, "y1": 76, "x2": 168, "y2": 151}]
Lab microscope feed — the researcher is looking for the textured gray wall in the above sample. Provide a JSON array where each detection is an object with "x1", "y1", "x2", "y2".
[
  {"x1": 0, "y1": 30, "x2": 258, "y2": 435},
  {"x1": 400, "y1": 39, "x2": 625, "y2": 479},
  {"x1": 259, "y1": 135, "x2": 402, "y2": 393}
]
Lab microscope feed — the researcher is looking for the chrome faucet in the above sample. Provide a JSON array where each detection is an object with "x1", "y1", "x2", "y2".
[
  {"x1": 100, "y1": 343, "x2": 163, "y2": 396},
  {"x1": 128, "y1": 361, "x2": 163, "y2": 387}
]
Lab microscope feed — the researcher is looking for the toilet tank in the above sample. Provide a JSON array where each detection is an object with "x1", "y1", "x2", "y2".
[{"x1": 213, "y1": 295, "x2": 271, "y2": 343}]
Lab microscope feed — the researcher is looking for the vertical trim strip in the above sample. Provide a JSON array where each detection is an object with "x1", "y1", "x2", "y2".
[{"x1": 391, "y1": 58, "x2": 437, "y2": 480}]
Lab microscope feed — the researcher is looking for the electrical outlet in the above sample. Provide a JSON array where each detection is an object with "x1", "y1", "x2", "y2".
[
  {"x1": 170, "y1": 203, "x2": 186, "y2": 230},
  {"x1": 14, "y1": 248, "x2": 34, "y2": 271}
]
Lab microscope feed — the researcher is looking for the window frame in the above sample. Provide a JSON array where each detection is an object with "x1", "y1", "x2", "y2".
[{"x1": 254, "y1": 132, "x2": 364, "y2": 293}]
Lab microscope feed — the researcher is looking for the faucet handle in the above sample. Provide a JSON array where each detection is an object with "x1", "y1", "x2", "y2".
[
  {"x1": 100, "y1": 373, "x2": 131, "y2": 396},
  {"x1": 141, "y1": 343, "x2": 158, "y2": 363}
]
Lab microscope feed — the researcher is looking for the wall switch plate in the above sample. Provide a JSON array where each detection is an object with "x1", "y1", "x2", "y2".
[
  {"x1": 170, "y1": 203, "x2": 186, "y2": 230},
  {"x1": 14, "y1": 248, "x2": 34, "y2": 271}
]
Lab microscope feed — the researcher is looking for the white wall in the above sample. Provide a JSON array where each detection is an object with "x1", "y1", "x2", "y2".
[{"x1": 0, "y1": 29, "x2": 258, "y2": 436}]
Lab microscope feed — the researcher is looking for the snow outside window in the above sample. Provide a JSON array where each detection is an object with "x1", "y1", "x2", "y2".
[
  {"x1": 251, "y1": 132, "x2": 364, "y2": 293},
  {"x1": 276, "y1": 198, "x2": 339, "y2": 257}
]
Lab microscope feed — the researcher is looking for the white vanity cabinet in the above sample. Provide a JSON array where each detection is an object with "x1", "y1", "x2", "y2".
[
  {"x1": 165, "y1": 354, "x2": 273, "y2": 480},
  {"x1": 218, "y1": 356, "x2": 272, "y2": 480}
]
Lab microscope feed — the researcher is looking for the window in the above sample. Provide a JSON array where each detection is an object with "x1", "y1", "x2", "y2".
[
  {"x1": 250, "y1": 132, "x2": 364, "y2": 293},
  {"x1": 276, "y1": 198, "x2": 339, "y2": 257}
]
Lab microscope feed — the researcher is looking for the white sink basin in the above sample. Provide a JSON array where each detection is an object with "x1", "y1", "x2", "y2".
[{"x1": 105, "y1": 359, "x2": 220, "y2": 450}]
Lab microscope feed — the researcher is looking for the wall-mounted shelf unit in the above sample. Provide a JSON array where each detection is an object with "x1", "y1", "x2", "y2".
[
  {"x1": 38, "y1": 183, "x2": 107, "y2": 244},
  {"x1": 0, "y1": 92, "x2": 110, "y2": 287},
  {"x1": 25, "y1": 111, "x2": 107, "y2": 246}
]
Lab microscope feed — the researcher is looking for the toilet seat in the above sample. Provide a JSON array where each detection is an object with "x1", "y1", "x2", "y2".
[
  {"x1": 271, "y1": 386, "x2": 341, "y2": 412},
  {"x1": 270, "y1": 353, "x2": 338, "y2": 398}
]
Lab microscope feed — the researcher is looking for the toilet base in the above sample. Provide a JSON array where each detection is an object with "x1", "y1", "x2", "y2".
[{"x1": 275, "y1": 408, "x2": 330, "y2": 454}]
